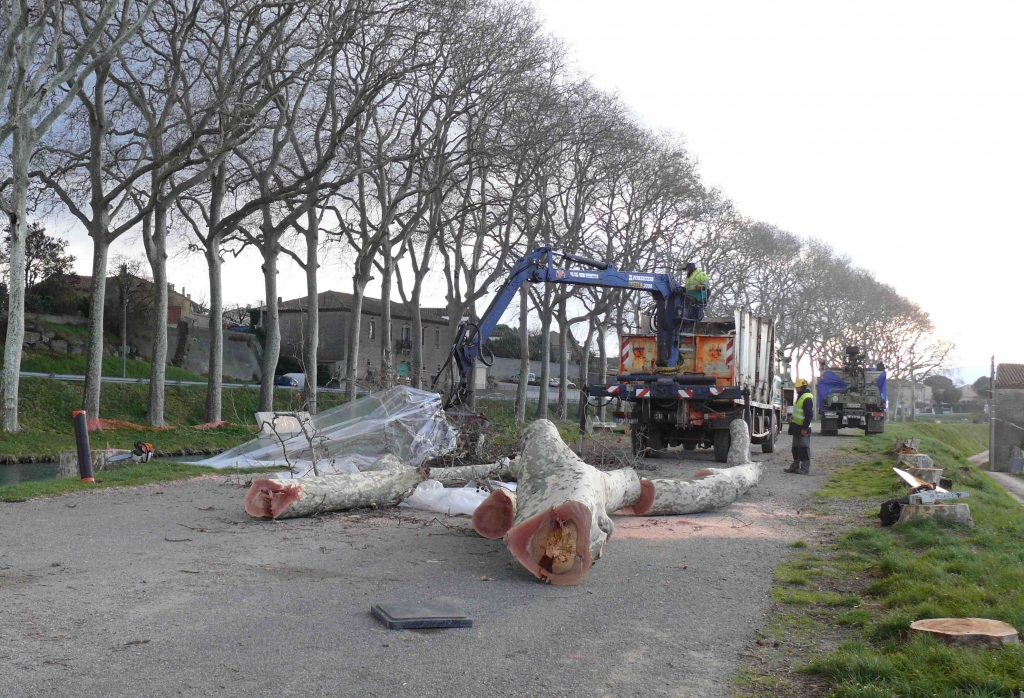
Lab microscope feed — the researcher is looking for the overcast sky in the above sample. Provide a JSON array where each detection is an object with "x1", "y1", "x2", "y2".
[{"x1": 57, "y1": 0, "x2": 1022, "y2": 384}]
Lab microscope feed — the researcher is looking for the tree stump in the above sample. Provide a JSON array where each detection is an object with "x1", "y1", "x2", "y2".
[
  {"x1": 910, "y1": 618, "x2": 1019, "y2": 648},
  {"x1": 898, "y1": 453, "x2": 935, "y2": 469},
  {"x1": 906, "y1": 467, "x2": 942, "y2": 485},
  {"x1": 898, "y1": 503, "x2": 974, "y2": 527}
]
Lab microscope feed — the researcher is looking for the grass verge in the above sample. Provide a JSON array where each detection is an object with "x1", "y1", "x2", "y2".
[
  {"x1": 0, "y1": 377, "x2": 345, "y2": 461},
  {"x1": 735, "y1": 422, "x2": 1024, "y2": 698},
  {"x1": 0, "y1": 462, "x2": 222, "y2": 501}
]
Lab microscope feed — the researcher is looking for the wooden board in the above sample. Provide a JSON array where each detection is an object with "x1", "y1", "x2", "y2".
[{"x1": 910, "y1": 618, "x2": 1019, "y2": 648}]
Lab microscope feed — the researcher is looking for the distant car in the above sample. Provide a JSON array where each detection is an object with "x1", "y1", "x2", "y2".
[
  {"x1": 549, "y1": 377, "x2": 576, "y2": 389},
  {"x1": 274, "y1": 373, "x2": 305, "y2": 388},
  {"x1": 511, "y1": 372, "x2": 536, "y2": 385}
]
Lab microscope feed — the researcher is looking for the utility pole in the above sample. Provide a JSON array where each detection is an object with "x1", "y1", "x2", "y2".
[{"x1": 988, "y1": 355, "x2": 996, "y2": 472}]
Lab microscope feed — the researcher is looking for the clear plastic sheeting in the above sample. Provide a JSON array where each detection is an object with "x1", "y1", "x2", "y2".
[
  {"x1": 197, "y1": 387, "x2": 457, "y2": 477},
  {"x1": 400, "y1": 481, "x2": 516, "y2": 517}
]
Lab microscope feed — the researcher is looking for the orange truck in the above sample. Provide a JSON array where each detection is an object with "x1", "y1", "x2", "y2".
[{"x1": 590, "y1": 310, "x2": 784, "y2": 462}]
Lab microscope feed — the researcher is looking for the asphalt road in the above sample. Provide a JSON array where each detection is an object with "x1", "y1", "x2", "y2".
[{"x1": 0, "y1": 432, "x2": 852, "y2": 698}]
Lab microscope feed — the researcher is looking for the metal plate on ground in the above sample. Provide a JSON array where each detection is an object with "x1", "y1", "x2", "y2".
[{"x1": 371, "y1": 601, "x2": 473, "y2": 630}]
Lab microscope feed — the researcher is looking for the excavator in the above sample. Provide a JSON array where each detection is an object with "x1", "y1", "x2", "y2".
[{"x1": 434, "y1": 247, "x2": 781, "y2": 462}]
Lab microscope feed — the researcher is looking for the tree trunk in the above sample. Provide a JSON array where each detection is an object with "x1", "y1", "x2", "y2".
[
  {"x1": 145, "y1": 207, "x2": 169, "y2": 427},
  {"x1": 203, "y1": 166, "x2": 226, "y2": 423},
  {"x1": 82, "y1": 234, "x2": 111, "y2": 420},
  {"x1": 379, "y1": 243, "x2": 394, "y2": 388},
  {"x1": 577, "y1": 319, "x2": 595, "y2": 419},
  {"x1": 597, "y1": 323, "x2": 608, "y2": 421},
  {"x1": 345, "y1": 266, "x2": 370, "y2": 402},
  {"x1": 244, "y1": 468, "x2": 427, "y2": 520},
  {"x1": 302, "y1": 209, "x2": 319, "y2": 414},
  {"x1": 536, "y1": 286, "x2": 552, "y2": 419},
  {"x1": 910, "y1": 372, "x2": 917, "y2": 422},
  {"x1": 631, "y1": 464, "x2": 762, "y2": 516},
  {"x1": 0, "y1": 123, "x2": 29, "y2": 431},
  {"x1": 259, "y1": 244, "x2": 280, "y2": 411},
  {"x1": 410, "y1": 290, "x2": 423, "y2": 389},
  {"x1": 557, "y1": 295, "x2": 569, "y2": 420},
  {"x1": 504, "y1": 420, "x2": 642, "y2": 585},
  {"x1": 514, "y1": 284, "x2": 529, "y2": 423}
]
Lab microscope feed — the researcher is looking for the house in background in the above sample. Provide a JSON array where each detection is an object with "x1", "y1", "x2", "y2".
[
  {"x1": 277, "y1": 291, "x2": 451, "y2": 381},
  {"x1": 993, "y1": 363, "x2": 1024, "y2": 471},
  {"x1": 886, "y1": 379, "x2": 933, "y2": 417}
]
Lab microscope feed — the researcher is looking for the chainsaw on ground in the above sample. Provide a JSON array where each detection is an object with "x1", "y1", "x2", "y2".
[{"x1": 106, "y1": 441, "x2": 155, "y2": 464}]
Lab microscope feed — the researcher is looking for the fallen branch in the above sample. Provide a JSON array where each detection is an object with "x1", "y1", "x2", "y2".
[{"x1": 244, "y1": 468, "x2": 428, "y2": 519}]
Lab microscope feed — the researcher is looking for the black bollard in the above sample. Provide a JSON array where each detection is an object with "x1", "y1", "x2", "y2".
[{"x1": 72, "y1": 410, "x2": 94, "y2": 482}]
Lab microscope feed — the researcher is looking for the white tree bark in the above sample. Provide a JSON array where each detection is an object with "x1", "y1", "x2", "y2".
[
  {"x1": 144, "y1": 205, "x2": 169, "y2": 426},
  {"x1": 244, "y1": 468, "x2": 428, "y2": 520},
  {"x1": 259, "y1": 244, "x2": 281, "y2": 411},
  {"x1": 632, "y1": 464, "x2": 762, "y2": 516},
  {"x1": 430, "y1": 459, "x2": 515, "y2": 486},
  {"x1": 504, "y1": 420, "x2": 641, "y2": 585}
]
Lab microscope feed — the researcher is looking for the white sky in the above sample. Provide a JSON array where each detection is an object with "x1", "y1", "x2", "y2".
[{"x1": 55, "y1": 0, "x2": 1022, "y2": 384}]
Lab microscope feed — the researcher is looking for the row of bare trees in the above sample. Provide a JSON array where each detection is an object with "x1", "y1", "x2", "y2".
[{"x1": 1, "y1": 0, "x2": 952, "y2": 432}]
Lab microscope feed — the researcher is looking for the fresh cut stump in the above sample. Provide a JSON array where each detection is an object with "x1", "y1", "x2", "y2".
[{"x1": 504, "y1": 420, "x2": 648, "y2": 585}]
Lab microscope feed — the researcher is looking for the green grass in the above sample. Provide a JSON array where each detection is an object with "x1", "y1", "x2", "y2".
[
  {"x1": 0, "y1": 377, "x2": 345, "y2": 462},
  {"x1": 758, "y1": 422, "x2": 1024, "y2": 697},
  {"x1": 475, "y1": 397, "x2": 579, "y2": 456},
  {"x1": 0, "y1": 461, "x2": 218, "y2": 501},
  {"x1": 16, "y1": 351, "x2": 206, "y2": 381}
]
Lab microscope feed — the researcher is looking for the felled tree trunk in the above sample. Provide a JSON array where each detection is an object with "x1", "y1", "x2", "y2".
[
  {"x1": 245, "y1": 468, "x2": 427, "y2": 519},
  {"x1": 472, "y1": 488, "x2": 517, "y2": 539},
  {"x1": 504, "y1": 420, "x2": 644, "y2": 585},
  {"x1": 632, "y1": 464, "x2": 762, "y2": 516},
  {"x1": 633, "y1": 418, "x2": 762, "y2": 516}
]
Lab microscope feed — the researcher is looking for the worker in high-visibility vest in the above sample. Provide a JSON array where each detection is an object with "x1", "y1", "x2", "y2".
[
  {"x1": 786, "y1": 378, "x2": 814, "y2": 474},
  {"x1": 682, "y1": 262, "x2": 709, "y2": 321}
]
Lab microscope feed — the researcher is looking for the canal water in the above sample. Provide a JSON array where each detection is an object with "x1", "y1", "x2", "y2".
[{"x1": 1, "y1": 462, "x2": 61, "y2": 486}]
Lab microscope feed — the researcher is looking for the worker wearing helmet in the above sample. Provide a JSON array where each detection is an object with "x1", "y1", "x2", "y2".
[
  {"x1": 786, "y1": 378, "x2": 814, "y2": 474},
  {"x1": 682, "y1": 262, "x2": 709, "y2": 321}
]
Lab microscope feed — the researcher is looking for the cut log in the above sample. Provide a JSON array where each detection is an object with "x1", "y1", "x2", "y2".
[
  {"x1": 910, "y1": 618, "x2": 1019, "y2": 648},
  {"x1": 726, "y1": 419, "x2": 752, "y2": 465},
  {"x1": 897, "y1": 503, "x2": 974, "y2": 527},
  {"x1": 633, "y1": 463, "x2": 762, "y2": 516},
  {"x1": 906, "y1": 467, "x2": 942, "y2": 485},
  {"x1": 244, "y1": 468, "x2": 427, "y2": 519},
  {"x1": 504, "y1": 420, "x2": 641, "y2": 585},
  {"x1": 472, "y1": 488, "x2": 517, "y2": 539},
  {"x1": 430, "y1": 458, "x2": 515, "y2": 487},
  {"x1": 898, "y1": 453, "x2": 935, "y2": 469}
]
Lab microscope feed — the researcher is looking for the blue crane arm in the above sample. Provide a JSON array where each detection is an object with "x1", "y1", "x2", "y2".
[{"x1": 442, "y1": 247, "x2": 690, "y2": 406}]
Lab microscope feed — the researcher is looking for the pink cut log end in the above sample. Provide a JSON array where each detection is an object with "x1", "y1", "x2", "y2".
[
  {"x1": 693, "y1": 468, "x2": 716, "y2": 480},
  {"x1": 506, "y1": 501, "x2": 593, "y2": 586},
  {"x1": 631, "y1": 478, "x2": 657, "y2": 516},
  {"x1": 244, "y1": 479, "x2": 303, "y2": 519},
  {"x1": 472, "y1": 489, "x2": 516, "y2": 539}
]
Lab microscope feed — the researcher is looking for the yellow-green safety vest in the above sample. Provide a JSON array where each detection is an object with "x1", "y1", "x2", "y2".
[{"x1": 792, "y1": 391, "x2": 812, "y2": 426}]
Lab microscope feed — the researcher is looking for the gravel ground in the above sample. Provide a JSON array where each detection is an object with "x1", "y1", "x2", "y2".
[{"x1": 0, "y1": 432, "x2": 859, "y2": 698}]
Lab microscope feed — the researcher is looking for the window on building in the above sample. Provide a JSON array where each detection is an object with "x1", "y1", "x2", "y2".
[
  {"x1": 368, "y1": 319, "x2": 376, "y2": 340},
  {"x1": 421, "y1": 330, "x2": 425, "y2": 346},
  {"x1": 402, "y1": 325, "x2": 411, "y2": 342},
  {"x1": 435, "y1": 328, "x2": 441, "y2": 348}
]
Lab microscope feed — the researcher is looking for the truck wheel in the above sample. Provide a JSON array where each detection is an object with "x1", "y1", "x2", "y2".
[
  {"x1": 647, "y1": 428, "x2": 665, "y2": 455},
  {"x1": 761, "y1": 412, "x2": 776, "y2": 453},
  {"x1": 631, "y1": 428, "x2": 648, "y2": 457},
  {"x1": 713, "y1": 429, "x2": 730, "y2": 463},
  {"x1": 683, "y1": 442, "x2": 697, "y2": 451}
]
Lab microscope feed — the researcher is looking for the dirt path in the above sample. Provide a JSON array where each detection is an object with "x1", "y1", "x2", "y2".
[{"x1": 0, "y1": 433, "x2": 855, "y2": 698}]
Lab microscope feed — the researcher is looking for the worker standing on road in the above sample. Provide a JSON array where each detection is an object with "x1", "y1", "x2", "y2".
[
  {"x1": 786, "y1": 378, "x2": 814, "y2": 474},
  {"x1": 682, "y1": 262, "x2": 709, "y2": 321}
]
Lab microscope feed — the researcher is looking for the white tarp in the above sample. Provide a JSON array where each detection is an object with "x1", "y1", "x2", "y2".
[
  {"x1": 400, "y1": 480, "x2": 516, "y2": 517},
  {"x1": 197, "y1": 386, "x2": 457, "y2": 477}
]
